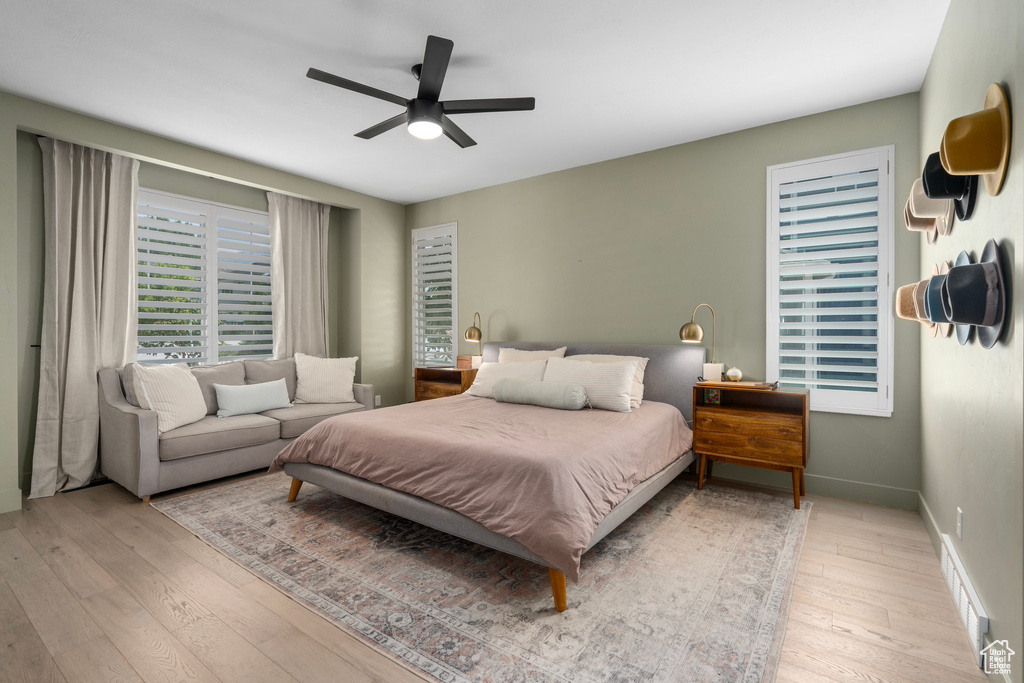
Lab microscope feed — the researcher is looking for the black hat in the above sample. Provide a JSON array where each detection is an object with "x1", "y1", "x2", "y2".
[
  {"x1": 922, "y1": 152, "x2": 977, "y2": 221},
  {"x1": 950, "y1": 251, "x2": 974, "y2": 346},
  {"x1": 940, "y1": 240, "x2": 1005, "y2": 349}
]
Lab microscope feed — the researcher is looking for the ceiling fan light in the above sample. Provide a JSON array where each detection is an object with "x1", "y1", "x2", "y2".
[{"x1": 408, "y1": 118, "x2": 443, "y2": 140}]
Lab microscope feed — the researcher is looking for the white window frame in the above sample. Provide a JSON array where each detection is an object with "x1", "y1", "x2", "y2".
[
  {"x1": 411, "y1": 223, "x2": 458, "y2": 371},
  {"x1": 136, "y1": 188, "x2": 273, "y2": 365},
  {"x1": 766, "y1": 146, "x2": 894, "y2": 417}
]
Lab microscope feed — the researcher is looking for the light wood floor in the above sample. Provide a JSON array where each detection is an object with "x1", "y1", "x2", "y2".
[{"x1": 0, "y1": 473, "x2": 985, "y2": 683}]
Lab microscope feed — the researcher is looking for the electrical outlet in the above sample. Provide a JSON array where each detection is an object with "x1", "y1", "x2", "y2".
[
  {"x1": 956, "y1": 507, "x2": 963, "y2": 539},
  {"x1": 374, "y1": 395, "x2": 381, "y2": 407}
]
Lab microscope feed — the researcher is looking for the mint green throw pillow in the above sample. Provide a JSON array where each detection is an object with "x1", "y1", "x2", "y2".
[
  {"x1": 214, "y1": 378, "x2": 292, "y2": 417},
  {"x1": 492, "y1": 378, "x2": 589, "y2": 410}
]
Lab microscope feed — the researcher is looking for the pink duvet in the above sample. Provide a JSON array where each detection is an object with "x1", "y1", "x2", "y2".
[{"x1": 270, "y1": 394, "x2": 692, "y2": 580}]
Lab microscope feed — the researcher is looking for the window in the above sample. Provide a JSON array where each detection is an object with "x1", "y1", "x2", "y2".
[
  {"x1": 766, "y1": 146, "x2": 894, "y2": 417},
  {"x1": 136, "y1": 189, "x2": 273, "y2": 365},
  {"x1": 411, "y1": 223, "x2": 458, "y2": 369}
]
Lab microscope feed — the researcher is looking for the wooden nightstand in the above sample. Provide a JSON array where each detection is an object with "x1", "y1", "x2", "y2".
[
  {"x1": 692, "y1": 383, "x2": 809, "y2": 509},
  {"x1": 414, "y1": 367, "x2": 478, "y2": 401}
]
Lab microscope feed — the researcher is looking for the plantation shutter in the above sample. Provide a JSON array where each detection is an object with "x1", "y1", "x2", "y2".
[
  {"x1": 216, "y1": 207, "x2": 273, "y2": 361},
  {"x1": 766, "y1": 147, "x2": 894, "y2": 417},
  {"x1": 411, "y1": 223, "x2": 458, "y2": 368},
  {"x1": 136, "y1": 191, "x2": 210, "y2": 364},
  {"x1": 136, "y1": 189, "x2": 272, "y2": 365}
]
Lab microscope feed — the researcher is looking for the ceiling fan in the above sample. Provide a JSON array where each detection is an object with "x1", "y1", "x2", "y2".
[{"x1": 307, "y1": 35, "x2": 535, "y2": 148}]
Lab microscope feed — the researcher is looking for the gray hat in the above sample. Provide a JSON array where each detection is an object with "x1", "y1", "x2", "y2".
[{"x1": 940, "y1": 240, "x2": 1005, "y2": 349}]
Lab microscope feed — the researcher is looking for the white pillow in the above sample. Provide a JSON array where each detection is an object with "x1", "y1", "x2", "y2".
[
  {"x1": 497, "y1": 347, "x2": 567, "y2": 363},
  {"x1": 294, "y1": 353, "x2": 358, "y2": 403},
  {"x1": 567, "y1": 354, "x2": 649, "y2": 409},
  {"x1": 467, "y1": 360, "x2": 547, "y2": 399},
  {"x1": 133, "y1": 363, "x2": 207, "y2": 433},
  {"x1": 542, "y1": 357, "x2": 638, "y2": 413},
  {"x1": 214, "y1": 378, "x2": 292, "y2": 417}
]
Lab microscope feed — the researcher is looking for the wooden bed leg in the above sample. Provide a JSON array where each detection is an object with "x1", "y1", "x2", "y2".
[
  {"x1": 288, "y1": 478, "x2": 303, "y2": 503},
  {"x1": 697, "y1": 454, "x2": 707, "y2": 490},
  {"x1": 548, "y1": 569, "x2": 567, "y2": 612},
  {"x1": 792, "y1": 469, "x2": 801, "y2": 510}
]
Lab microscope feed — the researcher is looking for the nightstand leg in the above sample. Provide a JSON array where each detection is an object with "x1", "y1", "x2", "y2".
[
  {"x1": 799, "y1": 469, "x2": 805, "y2": 496},
  {"x1": 792, "y1": 469, "x2": 801, "y2": 509},
  {"x1": 697, "y1": 454, "x2": 707, "y2": 490},
  {"x1": 706, "y1": 460, "x2": 713, "y2": 478}
]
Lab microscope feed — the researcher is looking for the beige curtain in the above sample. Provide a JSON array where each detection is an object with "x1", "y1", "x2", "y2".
[
  {"x1": 30, "y1": 138, "x2": 139, "y2": 498},
  {"x1": 268, "y1": 192, "x2": 331, "y2": 358}
]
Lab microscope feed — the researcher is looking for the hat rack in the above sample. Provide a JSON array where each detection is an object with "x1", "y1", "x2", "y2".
[{"x1": 896, "y1": 83, "x2": 1010, "y2": 349}]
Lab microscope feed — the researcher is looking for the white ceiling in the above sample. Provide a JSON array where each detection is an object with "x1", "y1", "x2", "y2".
[{"x1": 0, "y1": 0, "x2": 949, "y2": 204}]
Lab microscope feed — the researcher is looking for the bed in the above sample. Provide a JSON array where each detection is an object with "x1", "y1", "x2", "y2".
[{"x1": 273, "y1": 341, "x2": 705, "y2": 611}]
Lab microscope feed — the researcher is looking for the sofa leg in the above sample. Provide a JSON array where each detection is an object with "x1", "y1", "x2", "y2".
[
  {"x1": 548, "y1": 568, "x2": 567, "y2": 612},
  {"x1": 141, "y1": 496, "x2": 151, "y2": 503},
  {"x1": 288, "y1": 478, "x2": 303, "y2": 503}
]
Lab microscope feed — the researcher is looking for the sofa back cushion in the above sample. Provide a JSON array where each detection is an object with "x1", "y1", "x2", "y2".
[
  {"x1": 190, "y1": 362, "x2": 246, "y2": 415},
  {"x1": 244, "y1": 358, "x2": 297, "y2": 401}
]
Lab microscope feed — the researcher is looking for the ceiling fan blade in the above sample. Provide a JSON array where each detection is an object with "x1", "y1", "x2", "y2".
[
  {"x1": 442, "y1": 97, "x2": 536, "y2": 115},
  {"x1": 441, "y1": 116, "x2": 477, "y2": 148},
  {"x1": 417, "y1": 35, "x2": 454, "y2": 101},
  {"x1": 355, "y1": 111, "x2": 410, "y2": 139},
  {"x1": 307, "y1": 67, "x2": 407, "y2": 107}
]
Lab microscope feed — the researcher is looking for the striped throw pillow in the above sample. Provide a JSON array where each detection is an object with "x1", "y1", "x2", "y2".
[
  {"x1": 542, "y1": 357, "x2": 638, "y2": 413},
  {"x1": 132, "y1": 363, "x2": 207, "y2": 433},
  {"x1": 566, "y1": 354, "x2": 649, "y2": 408},
  {"x1": 294, "y1": 353, "x2": 358, "y2": 404}
]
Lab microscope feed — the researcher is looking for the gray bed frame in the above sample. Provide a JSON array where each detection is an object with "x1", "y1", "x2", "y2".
[{"x1": 284, "y1": 341, "x2": 705, "y2": 611}]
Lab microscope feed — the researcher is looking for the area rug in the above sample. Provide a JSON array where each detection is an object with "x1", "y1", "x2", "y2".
[{"x1": 154, "y1": 474, "x2": 809, "y2": 682}]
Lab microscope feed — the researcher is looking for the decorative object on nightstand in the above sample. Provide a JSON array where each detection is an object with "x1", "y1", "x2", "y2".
[
  {"x1": 692, "y1": 382, "x2": 809, "y2": 509},
  {"x1": 463, "y1": 312, "x2": 483, "y2": 368},
  {"x1": 414, "y1": 367, "x2": 478, "y2": 401},
  {"x1": 726, "y1": 367, "x2": 743, "y2": 382},
  {"x1": 680, "y1": 302, "x2": 724, "y2": 382}
]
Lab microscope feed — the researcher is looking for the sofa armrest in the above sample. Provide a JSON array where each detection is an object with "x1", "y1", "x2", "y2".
[
  {"x1": 353, "y1": 383, "x2": 374, "y2": 410},
  {"x1": 97, "y1": 368, "x2": 161, "y2": 499}
]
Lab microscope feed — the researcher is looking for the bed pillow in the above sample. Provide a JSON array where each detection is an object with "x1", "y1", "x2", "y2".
[
  {"x1": 132, "y1": 363, "x2": 207, "y2": 433},
  {"x1": 493, "y1": 378, "x2": 588, "y2": 411},
  {"x1": 214, "y1": 378, "x2": 292, "y2": 418},
  {"x1": 542, "y1": 357, "x2": 638, "y2": 413},
  {"x1": 467, "y1": 359, "x2": 547, "y2": 399},
  {"x1": 567, "y1": 354, "x2": 649, "y2": 409},
  {"x1": 294, "y1": 353, "x2": 357, "y2": 403},
  {"x1": 497, "y1": 346, "x2": 567, "y2": 363}
]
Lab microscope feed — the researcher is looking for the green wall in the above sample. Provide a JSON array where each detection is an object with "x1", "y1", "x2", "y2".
[
  {"x1": 917, "y1": 0, "x2": 1023, "y2": 676},
  {"x1": 407, "y1": 93, "x2": 923, "y2": 509},
  {"x1": 0, "y1": 90, "x2": 408, "y2": 511}
]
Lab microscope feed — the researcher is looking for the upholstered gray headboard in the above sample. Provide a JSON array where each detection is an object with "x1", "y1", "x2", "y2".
[{"x1": 481, "y1": 342, "x2": 706, "y2": 423}]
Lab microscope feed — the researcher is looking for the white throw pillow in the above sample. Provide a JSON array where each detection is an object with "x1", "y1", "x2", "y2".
[
  {"x1": 497, "y1": 346, "x2": 567, "y2": 363},
  {"x1": 467, "y1": 360, "x2": 547, "y2": 399},
  {"x1": 294, "y1": 353, "x2": 357, "y2": 403},
  {"x1": 214, "y1": 378, "x2": 292, "y2": 417},
  {"x1": 542, "y1": 357, "x2": 638, "y2": 413},
  {"x1": 132, "y1": 363, "x2": 207, "y2": 433},
  {"x1": 567, "y1": 354, "x2": 649, "y2": 409}
]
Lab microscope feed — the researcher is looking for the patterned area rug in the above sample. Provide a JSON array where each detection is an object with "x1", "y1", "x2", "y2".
[{"x1": 155, "y1": 473, "x2": 808, "y2": 682}]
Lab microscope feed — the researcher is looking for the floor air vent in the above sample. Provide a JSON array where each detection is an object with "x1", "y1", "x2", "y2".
[{"x1": 940, "y1": 534, "x2": 988, "y2": 668}]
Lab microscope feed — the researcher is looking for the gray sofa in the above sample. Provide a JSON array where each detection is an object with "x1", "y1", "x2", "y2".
[{"x1": 97, "y1": 357, "x2": 373, "y2": 500}]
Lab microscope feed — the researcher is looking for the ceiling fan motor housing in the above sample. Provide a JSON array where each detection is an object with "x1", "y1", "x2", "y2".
[{"x1": 409, "y1": 98, "x2": 443, "y2": 126}]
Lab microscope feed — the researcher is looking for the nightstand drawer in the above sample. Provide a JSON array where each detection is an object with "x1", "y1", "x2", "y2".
[
  {"x1": 415, "y1": 382, "x2": 461, "y2": 401},
  {"x1": 694, "y1": 431, "x2": 803, "y2": 467},
  {"x1": 694, "y1": 408, "x2": 803, "y2": 441}
]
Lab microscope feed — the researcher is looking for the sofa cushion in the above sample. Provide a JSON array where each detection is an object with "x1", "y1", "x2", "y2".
[
  {"x1": 159, "y1": 414, "x2": 281, "y2": 461},
  {"x1": 244, "y1": 358, "x2": 297, "y2": 401},
  {"x1": 190, "y1": 362, "x2": 246, "y2": 415},
  {"x1": 260, "y1": 402, "x2": 364, "y2": 439}
]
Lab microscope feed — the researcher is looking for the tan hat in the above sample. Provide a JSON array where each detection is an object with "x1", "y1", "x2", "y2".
[
  {"x1": 940, "y1": 83, "x2": 1011, "y2": 197},
  {"x1": 904, "y1": 199, "x2": 937, "y2": 244},
  {"x1": 909, "y1": 178, "x2": 954, "y2": 236},
  {"x1": 913, "y1": 280, "x2": 937, "y2": 337}
]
